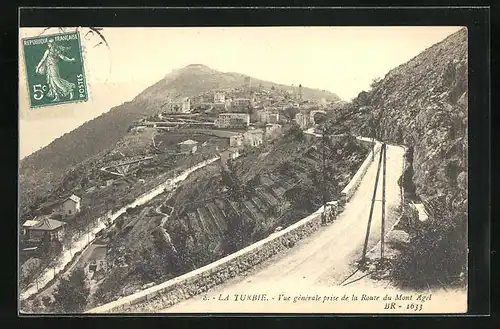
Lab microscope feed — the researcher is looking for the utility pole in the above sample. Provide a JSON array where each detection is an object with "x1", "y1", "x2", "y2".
[
  {"x1": 321, "y1": 125, "x2": 328, "y2": 225},
  {"x1": 401, "y1": 147, "x2": 405, "y2": 207},
  {"x1": 371, "y1": 138, "x2": 375, "y2": 162},
  {"x1": 369, "y1": 115, "x2": 376, "y2": 162},
  {"x1": 360, "y1": 142, "x2": 384, "y2": 266},
  {"x1": 380, "y1": 143, "x2": 387, "y2": 260}
]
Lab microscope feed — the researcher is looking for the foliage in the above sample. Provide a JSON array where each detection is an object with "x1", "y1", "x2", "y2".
[
  {"x1": 19, "y1": 258, "x2": 42, "y2": 289},
  {"x1": 283, "y1": 186, "x2": 315, "y2": 212},
  {"x1": 220, "y1": 161, "x2": 244, "y2": 201},
  {"x1": 244, "y1": 174, "x2": 261, "y2": 197},
  {"x1": 282, "y1": 107, "x2": 299, "y2": 121},
  {"x1": 370, "y1": 77, "x2": 382, "y2": 89},
  {"x1": 283, "y1": 123, "x2": 305, "y2": 141},
  {"x1": 313, "y1": 112, "x2": 327, "y2": 125},
  {"x1": 41, "y1": 295, "x2": 53, "y2": 308},
  {"x1": 391, "y1": 213, "x2": 467, "y2": 290},
  {"x1": 53, "y1": 267, "x2": 90, "y2": 313},
  {"x1": 223, "y1": 203, "x2": 256, "y2": 254}
]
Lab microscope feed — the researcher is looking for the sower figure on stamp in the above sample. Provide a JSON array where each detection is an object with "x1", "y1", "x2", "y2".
[{"x1": 35, "y1": 39, "x2": 76, "y2": 102}]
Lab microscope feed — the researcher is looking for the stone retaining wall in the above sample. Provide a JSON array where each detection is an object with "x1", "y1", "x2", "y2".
[
  {"x1": 341, "y1": 139, "x2": 382, "y2": 201},
  {"x1": 87, "y1": 138, "x2": 380, "y2": 314}
]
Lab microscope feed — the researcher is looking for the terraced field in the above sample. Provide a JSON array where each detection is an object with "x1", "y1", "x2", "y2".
[{"x1": 169, "y1": 141, "x2": 353, "y2": 248}]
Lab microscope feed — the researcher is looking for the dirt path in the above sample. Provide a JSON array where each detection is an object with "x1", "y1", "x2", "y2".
[{"x1": 160, "y1": 144, "x2": 405, "y2": 313}]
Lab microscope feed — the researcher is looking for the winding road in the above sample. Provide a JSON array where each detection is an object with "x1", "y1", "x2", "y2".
[{"x1": 160, "y1": 144, "x2": 405, "y2": 313}]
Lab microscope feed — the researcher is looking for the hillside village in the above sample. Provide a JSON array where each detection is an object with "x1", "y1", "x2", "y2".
[{"x1": 19, "y1": 77, "x2": 358, "y2": 312}]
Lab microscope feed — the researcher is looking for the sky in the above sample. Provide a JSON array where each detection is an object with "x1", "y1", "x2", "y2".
[{"x1": 19, "y1": 26, "x2": 463, "y2": 159}]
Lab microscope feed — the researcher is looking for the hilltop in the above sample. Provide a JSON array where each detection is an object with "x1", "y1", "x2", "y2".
[
  {"x1": 138, "y1": 64, "x2": 339, "y2": 105},
  {"x1": 19, "y1": 64, "x2": 339, "y2": 216}
]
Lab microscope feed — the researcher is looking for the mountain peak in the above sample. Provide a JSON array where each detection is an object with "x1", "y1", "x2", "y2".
[{"x1": 184, "y1": 64, "x2": 210, "y2": 69}]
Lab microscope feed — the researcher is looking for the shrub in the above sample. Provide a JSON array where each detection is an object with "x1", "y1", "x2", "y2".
[
  {"x1": 20, "y1": 258, "x2": 42, "y2": 288},
  {"x1": 284, "y1": 124, "x2": 304, "y2": 141},
  {"x1": 53, "y1": 267, "x2": 90, "y2": 313},
  {"x1": 41, "y1": 295, "x2": 53, "y2": 308},
  {"x1": 391, "y1": 214, "x2": 467, "y2": 290}
]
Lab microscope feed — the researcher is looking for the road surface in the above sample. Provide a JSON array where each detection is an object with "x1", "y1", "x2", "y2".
[{"x1": 160, "y1": 144, "x2": 405, "y2": 313}]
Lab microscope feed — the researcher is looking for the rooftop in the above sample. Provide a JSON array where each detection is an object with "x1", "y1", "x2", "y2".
[
  {"x1": 68, "y1": 194, "x2": 81, "y2": 203},
  {"x1": 246, "y1": 128, "x2": 264, "y2": 134},
  {"x1": 178, "y1": 139, "x2": 198, "y2": 145},
  {"x1": 28, "y1": 217, "x2": 66, "y2": 231},
  {"x1": 22, "y1": 220, "x2": 40, "y2": 228}
]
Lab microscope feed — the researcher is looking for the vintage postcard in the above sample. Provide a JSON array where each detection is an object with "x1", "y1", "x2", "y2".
[{"x1": 19, "y1": 26, "x2": 469, "y2": 314}]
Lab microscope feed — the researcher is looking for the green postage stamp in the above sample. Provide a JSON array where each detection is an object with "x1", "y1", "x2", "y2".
[{"x1": 22, "y1": 31, "x2": 88, "y2": 108}]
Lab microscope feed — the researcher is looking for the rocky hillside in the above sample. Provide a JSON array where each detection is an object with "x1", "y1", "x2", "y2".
[
  {"x1": 349, "y1": 28, "x2": 467, "y2": 214},
  {"x1": 341, "y1": 28, "x2": 468, "y2": 287},
  {"x1": 19, "y1": 64, "x2": 339, "y2": 216}
]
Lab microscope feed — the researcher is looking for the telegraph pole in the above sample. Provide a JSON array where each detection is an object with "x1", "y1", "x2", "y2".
[
  {"x1": 321, "y1": 125, "x2": 328, "y2": 225},
  {"x1": 360, "y1": 143, "x2": 384, "y2": 266},
  {"x1": 369, "y1": 115, "x2": 375, "y2": 162},
  {"x1": 380, "y1": 143, "x2": 387, "y2": 260}
]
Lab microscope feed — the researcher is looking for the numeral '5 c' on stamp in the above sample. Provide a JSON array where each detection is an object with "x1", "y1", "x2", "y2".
[{"x1": 22, "y1": 31, "x2": 88, "y2": 108}]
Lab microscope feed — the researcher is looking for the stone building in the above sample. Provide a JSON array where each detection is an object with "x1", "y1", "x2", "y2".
[
  {"x1": 229, "y1": 134, "x2": 244, "y2": 147},
  {"x1": 214, "y1": 113, "x2": 250, "y2": 129},
  {"x1": 164, "y1": 97, "x2": 191, "y2": 114},
  {"x1": 231, "y1": 98, "x2": 252, "y2": 113},
  {"x1": 22, "y1": 216, "x2": 66, "y2": 243},
  {"x1": 264, "y1": 123, "x2": 283, "y2": 140},
  {"x1": 243, "y1": 128, "x2": 264, "y2": 147},
  {"x1": 295, "y1": 112, "x2": 311, "y2": 129},
  {"x1": 62, "y1": 194, "x2": 81, "y2": 217},
  {"x1": 214, "y1": 92, "x2": 226, "y2": 104}
]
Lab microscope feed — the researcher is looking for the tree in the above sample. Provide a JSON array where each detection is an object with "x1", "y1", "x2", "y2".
[
  {"x1": 355, "y1": 91, "x2": 369, "y2": 107},
  {"x1": 224, "y1": 204, "x2": 255, "y2": 254},
  {"x1": 220, "y1": 161, "x2": 244, "y2": 201},
  {"x1": 313, "y1": 112, "x2": 327, "y2": 125},
  {"x1": 41, "y1": 295, "x2": 53, "y2": 309},
  {"x1": 370, "y1": 77, "x2": 381, "y2": 89},
  {"x1": 282, "y1": 107, "x2": 299, "y2": 121},
  {"x1": 53, "y1": 267, "x2": 90, "y2": 313},
  {"x1": 284, "y1": 124, "x2": 304, "y2": 141},
  {"x1": 20, "y1": 258, "x2": 42, "y2": 289},
  {"x1": 283, "y1": 186, "x2": 314, "y2": 212}
]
